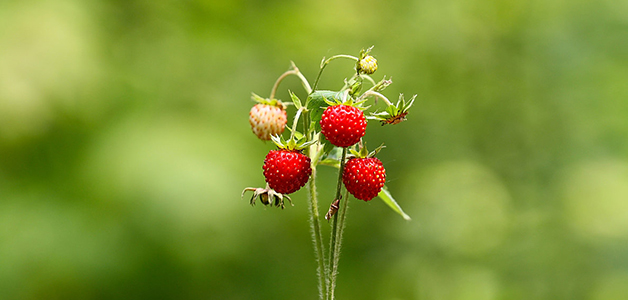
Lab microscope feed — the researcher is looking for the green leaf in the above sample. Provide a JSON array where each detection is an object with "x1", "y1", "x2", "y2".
[
  {"x1": 307, "y1": 90, "x2": 337, "y2": 107},
  {"x1": 306, "y1": 92, "x2": 331, "y2": 127},
  {"x1": 378, "y1": 186, "x2": 411, "y2": 221}
]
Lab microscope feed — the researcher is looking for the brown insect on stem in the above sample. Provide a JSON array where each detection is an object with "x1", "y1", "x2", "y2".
[{"x1": 325, "y1": 197, "x2": 341, "y2": 220}]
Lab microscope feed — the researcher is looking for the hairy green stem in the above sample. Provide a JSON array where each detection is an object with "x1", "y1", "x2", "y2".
[
  {"x1": 329, "y1": 189, "x2": 351, "y2": 300},
  {"x1": 326, "y1": 147, "x2": 348, "y2": 300},
  {"x1": 297, "y1": 65, "x2": 325, "y2": 299},
  {"x1": 307, "y1": 163, "x2": 327, "y2": 300}
]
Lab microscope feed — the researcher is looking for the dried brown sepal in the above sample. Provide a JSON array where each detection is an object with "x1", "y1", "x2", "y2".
[{"x1": 241, "y1": 185, "x2": 293, "y2": 209}]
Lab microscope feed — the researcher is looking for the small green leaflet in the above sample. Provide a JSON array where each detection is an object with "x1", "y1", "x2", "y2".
[{"x1": 378, "y1": 186, "x2": 411, "y2": 221}]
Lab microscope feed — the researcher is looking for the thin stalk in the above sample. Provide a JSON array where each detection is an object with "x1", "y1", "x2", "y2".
[
  {"x1": 326, "y1": 147, "x2": 348, "y2": 300},
  {"x1": 293, "y1": 62, "x2": 313, "y2": 94},
  {"x1": 358, "y1": 90, "x2": 393, "y2": 106},
  {"x1": 312, "y1": 55, "x2": 358, "y2": 92},
  {"x1": 270, "y1": 63, "x2": 312, "y2": 100},
  {"x1": 339, "y1": 73, "x2": 360, "y2": 91},
  {"x1": 359, "y1": 74, "x2": 377, "y2": 86}
]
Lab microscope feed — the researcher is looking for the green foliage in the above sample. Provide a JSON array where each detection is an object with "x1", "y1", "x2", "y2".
[{"x1": 378, "y1": 186, "x2": 411, "y2": 221}]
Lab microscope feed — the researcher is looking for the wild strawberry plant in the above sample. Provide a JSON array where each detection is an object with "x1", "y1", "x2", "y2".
[{"x1": 242, "y1": 47, "x2": 414, "y2": 300}]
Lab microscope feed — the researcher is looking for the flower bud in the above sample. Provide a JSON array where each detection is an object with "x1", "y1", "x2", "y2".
[{"x1": 358, "y1": 55, "x2": 377, "y2": 75}]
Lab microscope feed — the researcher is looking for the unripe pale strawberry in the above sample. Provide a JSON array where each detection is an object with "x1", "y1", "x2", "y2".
[
  {"x1": 342, "y1": 157, "x2": 386, "y2": 201},
  {"x1": 263, "y1": 149, "x2": 312, "y2": 194},
  {"x1": 320, "y1": 105, "x2": 366, "y2": 148},
  {"x1": 249, "y1": 103, "x2": 287, "y2": 140}
]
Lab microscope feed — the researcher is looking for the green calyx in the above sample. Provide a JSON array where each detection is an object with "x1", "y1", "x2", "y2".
[
  {"x1": 318, "y1": 90, "x2": 370, "y2": 111},
  {"x1": 270, "y1": 132, "x2": 316, "y2": 151},
  {"x1": 348, "y1": 142, "x2": 385, "y2": 159},
  {"x1": 252, "y1": 93, "x2": 286, "y2": 109},
  {"x1": 367, "y1": 94, "x2": 416, "y2": 125}
]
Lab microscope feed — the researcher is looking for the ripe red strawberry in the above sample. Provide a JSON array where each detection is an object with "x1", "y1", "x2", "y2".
[
  {"x1": 342, "y1": 157, "x2": 386, "y2": 201},
  {"x1": 249, "y1": 103, "x2": 287, "y2": 141},
  {"x1": 263, "y1": 149, "x2": 312, "y2": 194},
  {"x1": 320, "y1": 105, "x2": 366, "y2": 148}
]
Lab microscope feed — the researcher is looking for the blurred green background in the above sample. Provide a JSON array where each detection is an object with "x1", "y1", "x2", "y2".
[{"x1": 1, "y1": 0, "x2": 627, "y2": 299}]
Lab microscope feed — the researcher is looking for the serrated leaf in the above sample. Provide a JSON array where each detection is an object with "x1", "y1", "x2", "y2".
[
  {"x1": 289, "y1": 90, "x2": 302, "y2": 109},
  {"x1": 378, "y1": 186, "x2": 411, "y2": 221}
]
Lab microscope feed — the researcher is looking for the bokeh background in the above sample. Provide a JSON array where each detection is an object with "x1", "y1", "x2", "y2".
[{"x1": 1, "y1": 0, "x2": 627, "y2": 299}]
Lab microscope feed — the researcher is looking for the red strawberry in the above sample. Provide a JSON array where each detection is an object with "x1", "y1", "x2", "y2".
[
  {"x1": 342, "y1": 157, "x2": 386, "y2": 201},
  {"x1": 249, "y1": 103, "x2": 287, "y2": 141},
  {"x1": 320, "y1": 105, "x2": 366, "y2": 148},
  {"x1": 263, "y1": 149, "x2": 312, "y2": 194}
]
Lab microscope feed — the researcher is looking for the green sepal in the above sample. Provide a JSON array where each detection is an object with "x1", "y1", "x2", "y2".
[
  {"x1": 348, "y1": 142, "x2": 384, "y2": 159},
  {"x1": 346, "y1": 76, "x2": 363, "y2": 98},
  {"x1": 270, "y1": 134, "x2": 287, "y2": 149},
  {"x1": 367, "y1": 94, "x2": 416, "y2": 125},
  {"x1": 358, "y1": 45, "x2": 375, "y2": 60},
  {"x1": 284, "y1": 126, "x2": 304, "y2": 140},
  {"x1": 270, "y1": 133, "x2": 315, "y2": 151},
  {"x1": 251, "y1": 92, "x2": 267, "y2": 103},
  {"x1": 378, "y1": 186, "x2": 411, "y2": 221},
  {"x1": 299, "y1": 139, "x2": 317, "y2": 149},
  {"x1": 348, "y1": 148, "x2": 361, "y2": 158},
  {"x1": 368, "y1": 143, "x2": 386, "y2": 158},
  {"x1": 251, "y1": 93, "x2": 286, "y2": 109},
  {"x1": 372, "y1": 77, "x2": 392, "y2": 93},
  {"x1": 289, "y1": 90, "x2": 303, "y2": 110}
]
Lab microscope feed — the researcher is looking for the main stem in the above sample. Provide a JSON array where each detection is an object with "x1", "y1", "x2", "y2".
[
  {"x1": 326, "y1": 147, "x2": 348, "y2": 300},
  {"x1": 307, "y1": 161, "x2": 327, "y2": 300},
  {"x1": 296, "y1": 69, "x2": 326, "y2": 299}
]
